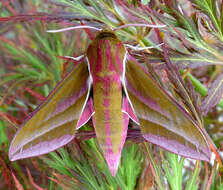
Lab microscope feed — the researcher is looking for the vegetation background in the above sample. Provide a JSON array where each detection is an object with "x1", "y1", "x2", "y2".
[{"x1": 0, "y1": 0, "x2": 223, "y2": 189}]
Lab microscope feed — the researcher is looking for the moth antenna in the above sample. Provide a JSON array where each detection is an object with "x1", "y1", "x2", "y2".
[
  {"x1": 113, "y1": 23, "x2": 166, "y2": 31},
  {"x1": 125, "y1": 43, "x2": 164, "y2": 51},
  {"x1": 47, "y1": 25, "x2": 102, "y2": 33},
  {"x1": 63, "y1": 55, "x2": 85, "y2": 61}
]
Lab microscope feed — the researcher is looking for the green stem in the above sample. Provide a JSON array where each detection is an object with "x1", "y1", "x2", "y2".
[{"x1": 187, "y1": 73, "x2": 223, "y2": 108}]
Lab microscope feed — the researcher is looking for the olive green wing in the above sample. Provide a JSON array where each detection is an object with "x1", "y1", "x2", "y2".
[
  {"x1": 124, "y1": 55, "x2": 211, "y2": 161},
  {"x1": 9, "y1": 60, "x2": 92, "y2": 161}
]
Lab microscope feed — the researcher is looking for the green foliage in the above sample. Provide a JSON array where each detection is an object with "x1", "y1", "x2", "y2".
[
  {"x1": 42, "y1": 140, "x2": 143, "y2": 190},
  {"x1": 0, "y1": 120, "x2": 8, "y2": 145},
  {"x1": 162, "y1": 153, "x2": 185, "y2": 190}
]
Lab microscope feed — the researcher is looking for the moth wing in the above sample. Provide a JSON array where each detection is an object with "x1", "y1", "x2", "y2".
[
  {"x1": 9, "y1": 60, "x2": 91, "y2": 161},
  {"x1": 124, "y1": 55, "x2": 211, "y2": 161}
]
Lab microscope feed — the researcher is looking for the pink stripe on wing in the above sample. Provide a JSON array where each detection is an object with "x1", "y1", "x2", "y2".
[
  {"x1": 45, "y1": 83, "x2": 88, "y2": 121},
  {"x1": 120, "y1": 112, "x2": 129, "y2": 153},
  {"x1": 76, "y1": 98, "x2": 94, "y2": 129},
  {"x1": 10, "y1": 134, "x2": 75, "y2": 161},
  {"x1": 122, "y1": 97, "x2": 139, "y2": 123}
]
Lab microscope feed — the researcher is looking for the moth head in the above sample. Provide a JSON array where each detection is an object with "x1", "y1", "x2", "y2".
[{"x1": 95, "y1": 29, "x2": 118, "y2": 40}]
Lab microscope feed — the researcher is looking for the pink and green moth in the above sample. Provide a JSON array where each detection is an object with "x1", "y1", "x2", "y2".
[{"x1": 9, "y1": 26, "x2": 213, "y2": 176}]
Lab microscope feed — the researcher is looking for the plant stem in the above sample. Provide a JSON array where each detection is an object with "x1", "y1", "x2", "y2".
[{"x1": 185, "y1": 73, "x2": 223, "y2": 109}]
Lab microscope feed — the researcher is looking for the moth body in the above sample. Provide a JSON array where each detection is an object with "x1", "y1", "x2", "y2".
[{"x1": 86, "y1": 31, "x2": 132, "y2": 175}]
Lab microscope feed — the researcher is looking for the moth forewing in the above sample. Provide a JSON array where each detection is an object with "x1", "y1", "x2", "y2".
[
  {"x1": 75, "y1": 74, "x2": 94, "y2": 129},
  {"x1": 121, "y1": 52, "x2": 140, "y2": 125},
  {"x1": 9, "y1": 60, "x2": 91, "y2": 161},
  {"x1": 124, "y1": 56, "x2": 211, "y2": 161}
]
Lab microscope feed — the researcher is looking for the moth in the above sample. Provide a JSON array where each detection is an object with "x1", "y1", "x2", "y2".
[{"x1": 9, "y1": 28, "x2": 213, "y2": 176}]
